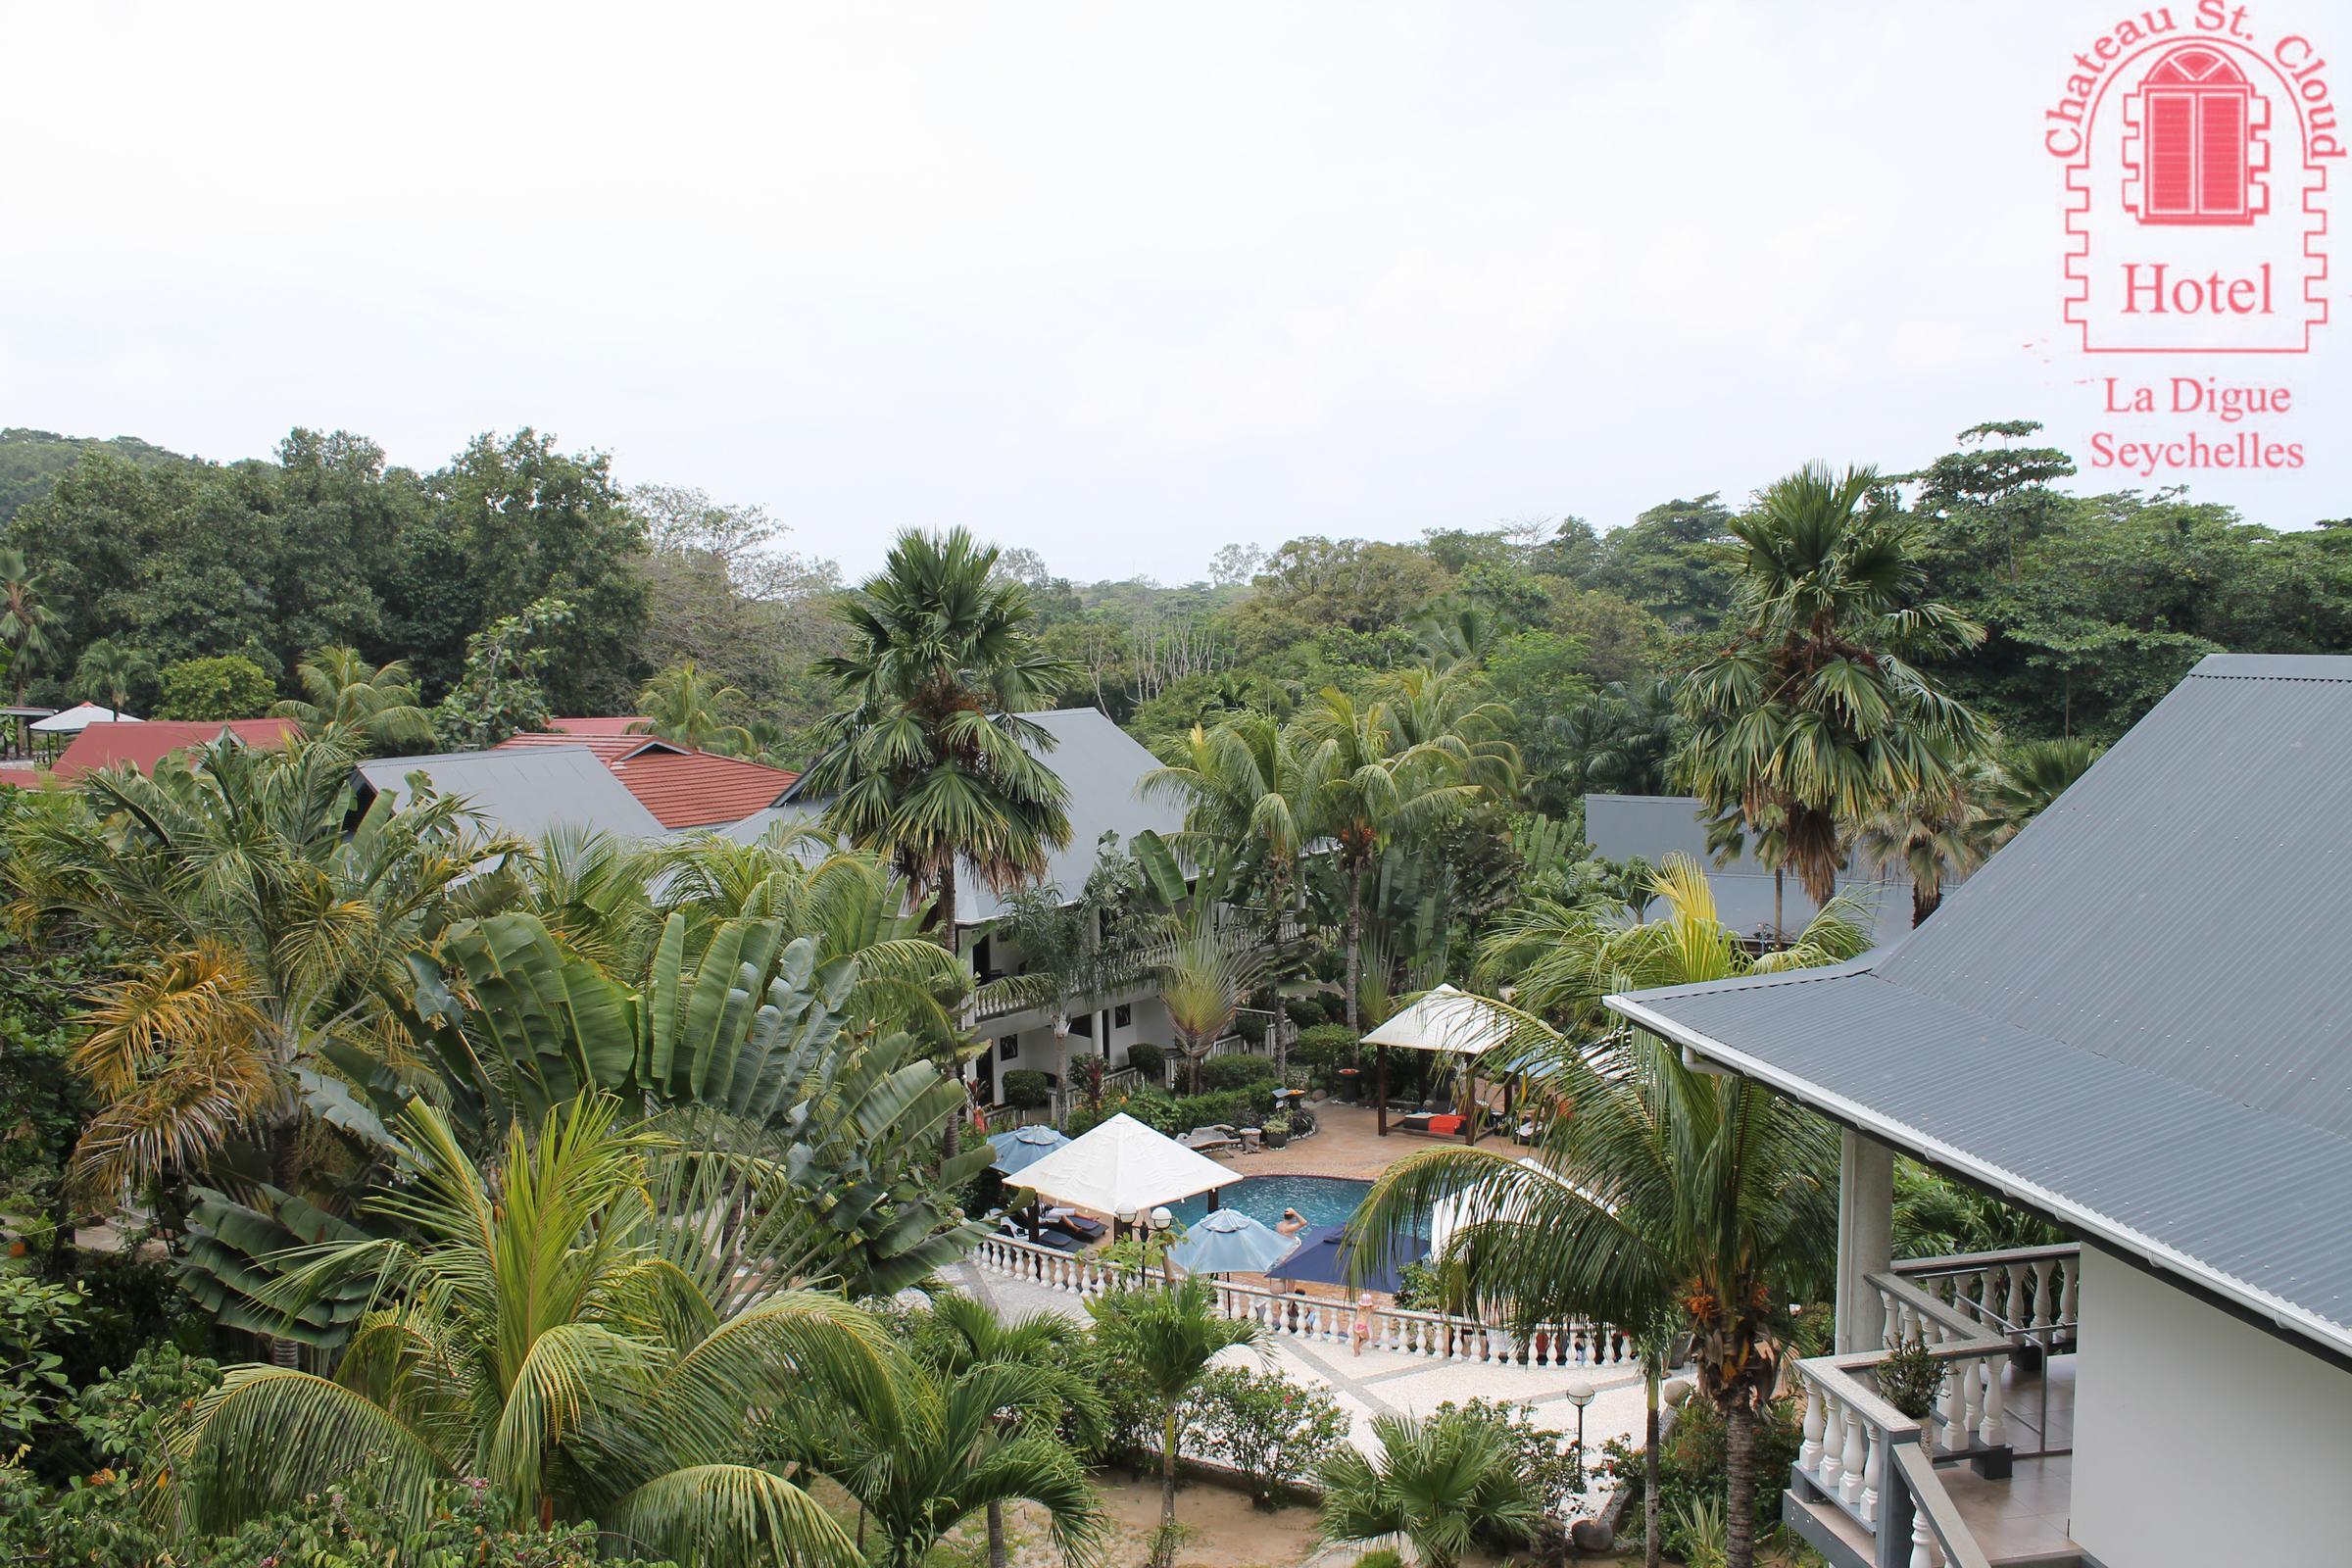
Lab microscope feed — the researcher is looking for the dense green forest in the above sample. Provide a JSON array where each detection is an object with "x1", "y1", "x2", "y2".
[{"x1": 4, "y1": 420, "x2": 2347, "y2": 768}]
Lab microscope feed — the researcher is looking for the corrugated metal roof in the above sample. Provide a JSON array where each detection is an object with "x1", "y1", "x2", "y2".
[
  {"x1": 1585, "y1": 793, "x2": 1916, "y2": 946},
  {"x1": 606, "y1": 750, "x2": 800, "y2": 829},
  {"x1": 51, "y1": 718, "x2": 301, "y2": 779},
  {"x1": 1605, "y1": 655, "x2": 2352, "y2": 1360},
  {"x1": 354, "y1": 747, "x2": 667, "y2": 842},
  {"x1": 755, "y1": 708, "x2": 1188, "y2": 926}
]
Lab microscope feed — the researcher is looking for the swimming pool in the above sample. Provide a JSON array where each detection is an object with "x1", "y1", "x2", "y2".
[{"x1": 1166, "y1": 1174, "x2": 1378, "y2": 1233}]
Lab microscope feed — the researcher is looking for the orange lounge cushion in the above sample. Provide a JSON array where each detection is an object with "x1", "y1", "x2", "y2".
[{"x1": 1425, "y1": 1114, "x2": 1465, "y2": 1136}]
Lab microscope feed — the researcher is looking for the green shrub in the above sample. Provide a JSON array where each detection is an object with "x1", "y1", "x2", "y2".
[
  {"x1": 1182, "y1": 1366, "x2": 1349, "y2": 1508},
  {"x1": 153, "y1": 655, "x2": 275, "y2": 720},
  {"x1": 1601, "y1": 1393, "x2": 1804, "y2": 1559},
  {"x1": 1123, "y1": 1042, "x2": 1167, "y2": 1080},
  {"x1": 1294, "y1": 1023, "x2": 1359, "y2": 1062},
  {"x1": 1874, "y1": 1330, "x2": 1945, "y2": 1419},
  {"x1": 1235, "y1": 1011, "x2": 1269, "y2": 1045},
  {"x1": 1200, "y1": 1054, "x2": 1277, "y2": 1092},
  {"x1": 1002, "y1": 1069, "x2": 1051, "y2": 1109},
  {"x1": 70, "y1": 1343, "x2": 220, "y2": 1475},
  {"x1": 1285, "y1": 996, "x2": 1330, "y2": 1029}
]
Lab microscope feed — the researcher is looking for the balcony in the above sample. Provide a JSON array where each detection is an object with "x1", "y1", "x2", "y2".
[{"x1": 1785, "y1": 1245, "x2": 2082, "y2": 1568}]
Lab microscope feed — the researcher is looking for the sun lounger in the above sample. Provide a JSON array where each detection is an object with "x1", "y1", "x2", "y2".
[
  {"x1": 997, "y1": 1217, "x2": 1084, "y2": 1252},
  {"x1": 1179, "y1": 1126, "x2": 1241, "y2": 1152},
  {"x1": 1041, "y1": 1206, "x2": 1106, "y2": 1242}
]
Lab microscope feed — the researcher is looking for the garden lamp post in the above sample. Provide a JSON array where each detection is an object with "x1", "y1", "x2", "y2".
[
  {"x1": 1150, "y1": 1204, "x2": 1176, "y2": 1287},
  {"x1": 1565, "y1": 1377, "x2": 1595, "y2": 1465}
]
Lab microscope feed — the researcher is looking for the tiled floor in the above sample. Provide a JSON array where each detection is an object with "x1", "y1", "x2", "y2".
[{"x1": 1201, "y1": 1098, "x2": 1536, "y2": 1181}]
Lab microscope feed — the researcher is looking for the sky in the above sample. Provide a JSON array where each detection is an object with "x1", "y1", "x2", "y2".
[{"x1": 3, "y1": 1, "x2": 2342, "y2": 582}]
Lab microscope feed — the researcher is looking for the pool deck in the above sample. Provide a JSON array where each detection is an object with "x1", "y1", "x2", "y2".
[{"x1": 947, "y1": 1099, "x2": 1650, "y2": 1506}]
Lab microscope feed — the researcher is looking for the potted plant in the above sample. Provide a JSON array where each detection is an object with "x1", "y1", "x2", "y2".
[
  {"x1": 1874, "y1": 1330, "x2": 1946, "y2": 1421},
  {"x1": 1262, "y1": 1111, "x2": 1293, "y2": 1150}
]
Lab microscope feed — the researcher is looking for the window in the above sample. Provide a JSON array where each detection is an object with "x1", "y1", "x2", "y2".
[
  {"x1": 1069, "y1": 1013, "x2": 1095, "y2": 1040},
  {"x1": 998, "y1": 1036, "x2": 1018, "y2": 1062},
  {"x1": 2136, "y1": 46, "x2": 2254, "y2": 224},
  {"x1": 1114, "y1": 1004, "x2": 1133, "y2": 1030}
]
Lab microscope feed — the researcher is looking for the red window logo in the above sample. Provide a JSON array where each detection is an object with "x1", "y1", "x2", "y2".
[{"x1": 2129, "y1": 46, "x2": 2261, "y2": 224}]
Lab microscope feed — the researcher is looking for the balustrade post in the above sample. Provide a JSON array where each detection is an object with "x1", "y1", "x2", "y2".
[
  {"x1": 1955, "y1": 1354, "x2": 1983, "y2": 1452},
  {"x1": 1838, "y1": 1408, "x2": 1869, "y2": 1509},
  {"x1": 1799, "y1": 1384, "x2": 1828, "y2": 1473},
  {"x1": 1909, "y1": 1508, "x2": 1940, "y2": 1568},
  {"x1": 1977, "y1": 1359, "x2": 2007, "y2": 1449},
  {"x1": 2060, "y1": 1254, "x2": 2081, "y2": 1327},
  {"x1": 1817, "y1": 1396, "x2": 1846, "y2": 1493},
  {"x1": 1859, "y1": 1427, "x2": 1884, "y2": 1528}
]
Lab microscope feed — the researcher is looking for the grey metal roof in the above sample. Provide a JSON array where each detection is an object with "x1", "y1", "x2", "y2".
[
  {"x1": 1585, "y1": 793, "x2": 1916, "y2": 946},
  {"x1": 354, "y1": 747, "x2": 668, "y2": 843},
  {"x1": 1605, "y1": 655, "x2": 2352, "y2": 1362},
  {"x1": 751, "y1": 708, "x2": 1187, "y2": 926}
]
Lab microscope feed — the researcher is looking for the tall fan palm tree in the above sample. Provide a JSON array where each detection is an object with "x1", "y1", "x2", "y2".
[
  {"x1": 802, "y1": 528, "x2": 1073, "y2": 952},
  {"x1": 634, "y1": 660, "x2": 755, "y2": 754},
  {"x1": 165, "y1": 1093, "x2": 898, "y2": 1568},
  {"x1": 1294, "y1": 689, "x2": 1484, "y2": 1032},
  {"x1": 1854, "y1": 766, "x2": 1995, "y2": 926},
  {"x1": 1088, "y1": 1279, "x2": 1265, "y2": 1566},
  {"x1": 1986, "y1": 737, "x2": 2102, "y2": 846},
  {"x1": 72, "y1": 639, "x2": 156, "y2": 715},
  {"x1": 1677, "y1": 464, "x2": 1984, "y2": 908},
  {"x1": 270, "y1": 645, "x2": 436, "y2": 752},
  {"x1": 1316, "y1": 1409, "x2": 1539, "y2": 1568},
  {"x1": 1358, "y1": 859, "x2": 1867, "y2": 1568},
  {"x1": 0, "y1": 546, "x2": 58, "y2": 709}
]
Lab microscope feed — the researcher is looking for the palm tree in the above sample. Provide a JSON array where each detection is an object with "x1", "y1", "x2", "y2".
[
  {"x1": 1987, "y1": 737, "x2": 2102, "y2": 846},
  {"x1": 993, "y1": 849, "x2": 1167, "y2": 1112},
  {"x1": 831, "y1": 1294, "x2": 1108, "y2": 1568},
  {"x1": 1854, "y1": 766, "x2": 1995, "y2": 926},
  {"x1": 0, "y1": 546, "x2": 58, "y2": 708},
  {"x1": 1316, "y1": 1409, "x2": 1539, "y2": 1568},
  {"x1": 72, "y1": 640, "x2": 155, "y2": 715},
  {"x1": 1677, "y1": 464, "x2": 1985, "y2": 908},
  {"x1": 803, "y1": 528, "x2": 1073, "y2": 952},
  {"x1": 6, "y1": 733, "x2": 521, "y2": 1200},
  {"x1": 166, "y1": 1093, "x2": 898, "y2": 1568},
  {"x1": 1359, "y1": 859, "x2": 1867, "y2": 1568},
  {"x1": 1140, "y1": 712, "x2": 1313, "y2": 913},
  {"x1": 634, "y1": 660, "x2": 755, "y2": 754},
  {"x1": 1088, "y1": 1279, "x2": 1264, "y2": 1564},
  {"x1": 1158, "y1": 910, "x2": 1269, "y2": 1095},
  {"x1": 270, "y1": 645, "x2": 436, "y2": 751},
  {"x1": 1553, "y1": 678, "x2": 1679, "y2": 798},
  {"x1": 1293, "y1": 688, "x2": 1483, "y2": 1033}
]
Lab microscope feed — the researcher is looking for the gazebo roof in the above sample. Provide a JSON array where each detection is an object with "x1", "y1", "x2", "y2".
[
  {"x1": 1008, "y1": 1112, "x2": 1240, "y2": 1215},
  {"x1": 31, "y1": 702, "x2": 138, "y2": 733},
  {"x1": 1362, "y1": 984, "x2": 1511, "y2": 1055}
]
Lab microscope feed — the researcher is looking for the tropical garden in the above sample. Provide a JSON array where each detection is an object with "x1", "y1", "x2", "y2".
[{"x1": 0, "y1": 416, "x2": 2340, "y2": 1567}]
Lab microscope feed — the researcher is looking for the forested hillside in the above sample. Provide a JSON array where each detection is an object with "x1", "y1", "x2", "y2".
[{"x1": 2, "y1": 419, "x2": 2346, "y2": 768}]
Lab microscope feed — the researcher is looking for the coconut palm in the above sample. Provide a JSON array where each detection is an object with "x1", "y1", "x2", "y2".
[
  {"x1": 1315, "y1": 1409, "x2": 1540, "y2": 1568},
  {"x1": 1293, "y1": 688, "x2": 1483, "y2": 1032},
  {"x1": 1140, "y1": 711, "x2": 1313, "y2": 911},
  {"x1": 1986, "y1": 737, "x2": 2102, "y2": 846},
  {"x1": 72, "y1": 639, "x2": 156, "y2": 715},
  {"x1": 634, "y1": 660, "x2": 755, "y2": 754},
  {"x1": 1087, "y1": 1279, "x2": 1265, "y2": 1566},
  {"x1": 1550, "y1": 677, "x2": 1681, "y2": 799},
  {"x1": 166, "y1": 1092, "x2": 898, "y2": 1568},
  {"x1": 5, "y1": 733, "x2": 520, "y2": 1200},
  {"x1": 802, "y1": 528, "x2": 1073, "y2": 951},
  {"x1": 270, "y1": 645, "x2": 435, "y2": 751},
  {"x1": 0, "y1": 546, "x2": 58, "y2": 708},
  {"x1": 1676, "y1": 464, "x2": 1985, "y2": 907},
  {"x1": 1357, "y1": 859, "x2": 1867, "y2": 1568}
]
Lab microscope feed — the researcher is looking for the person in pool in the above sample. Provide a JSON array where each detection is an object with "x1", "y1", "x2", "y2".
[{"x1": 1275, "y1": 1207, "x2": 1307, "y2": 1237}]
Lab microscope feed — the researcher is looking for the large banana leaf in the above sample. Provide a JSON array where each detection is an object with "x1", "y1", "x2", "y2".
[{"x1": 181, "y1": 1184, "x2": 376, "y2": 1347}]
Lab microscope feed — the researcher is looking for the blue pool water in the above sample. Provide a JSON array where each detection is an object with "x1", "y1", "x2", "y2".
[{"x1": 1166, "y1": 1174, "x2": 1376, "y2": 1233}]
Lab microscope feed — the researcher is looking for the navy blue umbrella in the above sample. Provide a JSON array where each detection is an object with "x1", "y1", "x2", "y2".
[
  {"x1": 988, "y1": 1124, "x2": 1071, "y2": 1176},
  {"x1": 1262, "y1": 1225, "x2": 1430, "y2": 1295}
]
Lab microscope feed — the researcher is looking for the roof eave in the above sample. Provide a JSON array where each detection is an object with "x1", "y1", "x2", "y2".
[{"x1": 1603, "y1": 988, "x2": 2352, "y2": 1369}]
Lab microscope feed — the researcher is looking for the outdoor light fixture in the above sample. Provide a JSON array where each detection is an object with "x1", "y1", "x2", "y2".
[{"x1": 1565, "y1": 1377, "x2": 1595, "y2": 1457}]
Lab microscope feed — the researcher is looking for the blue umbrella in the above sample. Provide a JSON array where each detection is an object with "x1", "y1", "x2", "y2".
[
  {"x1": 988, "y1": 1124, "x2": 1071, "y2": 1176},
  {"x1": 1168, "y1": 1208, "x2": 1294, "y2": 1276},
  {"x1": 1262, "y1": 1225, "x2": 1430, "y2": 1295}
]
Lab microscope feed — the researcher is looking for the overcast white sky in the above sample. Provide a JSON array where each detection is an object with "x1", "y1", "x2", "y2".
[{"x1": 3, "y1": 2, "x2": 2341, "y2": 582}]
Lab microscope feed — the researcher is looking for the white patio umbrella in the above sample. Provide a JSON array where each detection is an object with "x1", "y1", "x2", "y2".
[
  {"x1": 30, "y1": 702, "x2": 138, "y2": 733},
  {"x1": 1167, "y1": 1208, "x2": 1293, "y2": 1276},
  {"x1": 1009, "y1": 1112, "x2": 1240, "y2": 1223},
  {"x1": 1361, "y1": 984, "x2": 1514, "y2": 1142}
]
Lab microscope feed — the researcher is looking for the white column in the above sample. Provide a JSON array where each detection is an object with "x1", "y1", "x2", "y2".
[{"x1": 1836, "y1": 1128, "x2": 1896, "y2": 1355}]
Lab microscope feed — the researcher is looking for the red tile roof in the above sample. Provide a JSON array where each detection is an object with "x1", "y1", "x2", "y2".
[
  {"x1": 542, "y1": 716, "x2": 651, "y2": 737},
  {"x1": 51, "y1": 718, "x2": 301, "y2": 780},
  {"x1": 605, "y1": 749, "x2": 802, "y2": 830},
  {"x1": 497, "y1": 729, "x2": 685, "y2": 765}
]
